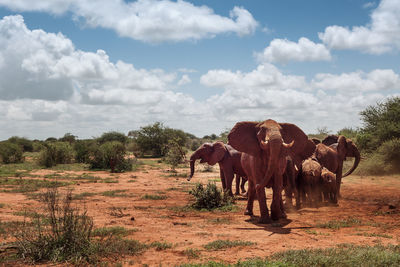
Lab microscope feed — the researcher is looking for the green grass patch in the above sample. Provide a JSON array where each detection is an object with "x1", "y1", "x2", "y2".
[
  {"x1": 73, "y1": 192, "x2": 97, "y2": 200},
  {"x1": 93, "y1": 226, "x2": 135, "y2": 238},
  {"x1": 316, "y1": 217, "x2": 363, "y2": 229},
  {"x1": 204, "y1": 240, "x2": 256, "y2": 251},
  {"x1": 149, "y1": 241, "x2": 173, "y2": 251},
  {"x1": 142, "y1": 194, "x2": 167, "y2": 200},
  {"x1": 179, "y1": 245, "x2": 400, "y2": 267},
  {"x1": 49, "y1": 163, "x2": 89, "y2": 171},
  {"x1": 0, "y1": 162, "x2": 38, "y2": 177},
  {"x1": 354, "y1": 232, "x2": 393, "y2": 239},
  {"x1": 0, "y1": 178, "x2": 69, "y2": 193},
  {"x1": 101, "y1": 190, "x2": 129, "y2": 197},
  {"x1": 182, "y1": 248, "x2": 201, "y2": 259}
]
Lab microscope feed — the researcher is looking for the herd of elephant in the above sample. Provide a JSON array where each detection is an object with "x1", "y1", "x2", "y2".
[{"x1": 187, "y1": 119, "x2": 360, "y2": 224}]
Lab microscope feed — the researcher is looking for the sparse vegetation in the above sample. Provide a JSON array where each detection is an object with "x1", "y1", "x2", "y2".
[
  {"x1": 189, "y1": 182, "x2": 235, "y2": 210},
  {"x1": 204, "y1": 240, "x2": 256, "y2": 250},
  {"x1": 101, "y1": 190, "x2": 129, "y2": 197},
  {"x1": 182, "y1": 248, "x2": 201, "y2": 259},
  {"x1": 150, "y1": 241, "x2": 173, "y2": 251},
  {"x1": 316, "y1": 217, "x2": 363, "y2": 229},
  {"x1": 142, "y1": 193, "x2": 167, "y2": 200}
]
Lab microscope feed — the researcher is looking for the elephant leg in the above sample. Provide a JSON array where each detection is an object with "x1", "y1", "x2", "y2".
[
  {"x1": 240, "y1": 177, "x2": 247, "y2": 193},
  {"x1": 219, "y1": 168, "x2": 226, "y2": 191},
  {"x1": 271, "y1": 174, "x2": 284, "y2": 221},
  {"x1": 244, "y1": 179, "x2": 255, "y2": 216},
  {"x1": 224, "y1": 169, "x2": 234, "y2": 196},
  {"x1": 235, "y1": 174, "x2": 240, "y2": 195},
  {"x1": 284, "y1": 186, "x2": 294, "y2": 210},
  {"x1": 255, "y1": 183, "x2": 270, "y2": 223},
  {"x1": 336, "y1": 175, "x2": 342, "y2": 198}
]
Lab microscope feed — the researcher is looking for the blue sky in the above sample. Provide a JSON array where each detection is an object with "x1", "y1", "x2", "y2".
[{"x1": 0, "y1": 0, "x2": 399, "y2": 139}]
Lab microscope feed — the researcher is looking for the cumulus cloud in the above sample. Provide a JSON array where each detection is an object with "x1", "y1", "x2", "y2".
[
  {"x1": 256, "y1": 37, "x2": 331, "y2": 63},
  {"x1": 177, "y1": 74, "x2": 191, "y2": 86},
  {"x1": 0, "y1": 0, "x2": 258, "y2": 43},
  {"x1": 0, "y1": 15, "x2": 212, "y2": 139},
  {"x1": 200, "y1": 63, "x2": 399, "y2": 134},
  {"x1": 0, "y1": 15, "x2": 177, "y2": 103},
  {"x1": 319, "y1": 0, "x2": 400, "y2": 54}
]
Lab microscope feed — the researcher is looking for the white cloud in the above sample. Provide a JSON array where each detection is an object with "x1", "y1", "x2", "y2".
[
  {"x1": 200, "y1": 63, "x2": 399, "y2": 134},
  {"x1": 312, "y1": 69, "x2": 400, "y2": 94},
  {"x1": 177, "y1": 74, "x2": 191, "y2": 86},
  {"x1": 256, "y1": 37, "x2": 331, "y2": 63},
  {"x1": 0, "y1": 15, "x2": 214, "y2": 139},
  {"x1": 319, "y1": 0, "x2": 400, "y2": 54},
  {"x1": 0, "y1": 0, "x2": 258, "y2": 43}
]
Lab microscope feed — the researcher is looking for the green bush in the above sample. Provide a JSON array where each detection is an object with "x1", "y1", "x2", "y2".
[
  {"x1": 8, "y1": 136, "x2": 34, "y2": 152},
  {"x1": 14, "y1": 188, "x2": 95, "y2": 263},
  {"x1": 97, "y1": 131, "x2": 128, "y2": 145},
  {"x1": 356, "y1": 138, "x2": 400, "y2": 175},
  {"x1": 132, "y1": 122, "x2": 188, "y2": 157},
  {"x1": 74, "y1": 140, "x2": 95, "y2": 163},
  {"x1": 38, "y1": 142, "x2": 75, "y2": 167},
  {"x1": 89, "y1": 141, "x2": 132, "y2": 173},
  {"x1": 0, "y1": 141, "x2": 24, "y2": 163},
  {"x1": 164, "y1": 140, "x2": 187, "y2": 170},
  {"x1": 189, "y1": 183, "x2": 234, "y2": 210}
]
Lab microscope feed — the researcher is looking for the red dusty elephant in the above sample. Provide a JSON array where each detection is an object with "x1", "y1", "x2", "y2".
[
  {"x1": 188, "y1": 141, "x2": 247, "y2": 196},
  {"x1": 315, "y1": 135, "x2": 360, "y2": 196},
  {"x1": 228, "y1": 119, "x2": 315, "y2": 223}
]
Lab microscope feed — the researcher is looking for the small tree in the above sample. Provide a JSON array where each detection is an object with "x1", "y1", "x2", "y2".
[
  {"x1": 0, "y1": 141, "x2": 24, "y2": 163},
  {"x1": 164, "y1": 140, "x2": 187, "y2": 171},
  {"x1": 89, "y1": 141, "x2": 132, "y2": 173},
  {"x1": 97, "y1": 131, "x2": 128, "y2": 145},
  {"x1": 38, "y1": 142, "x2": 75, "y2": 167}
]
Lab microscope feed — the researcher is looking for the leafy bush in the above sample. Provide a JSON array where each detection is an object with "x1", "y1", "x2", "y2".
[
  {"x1": 58, "y1": 133, "x2": 76, "y2": 143},
  {"x1": 12, "y1": 188, "x2": 147, "y2": 264},
  {"x1": 357, "y1": 138, "x2": 400, "y2": 175},
  {"x1": 38, "y1": 142, "x2": 74, "y2": 167},
  {"x1": 358, "y1": 97, "x2": 400, "y2": 152},
  {"x1": 132, "y1": 122, "x2": 188, "y2": 157},
  {"x1": 97, "y1": 131, "x2": 128, "y2": 145},
  {"x1": 8, "y1": 136, "x2": 34, "y2": 152},
  {"x1": 164, "y1": 140, "x2": 187, "y2": 170},
  {"x1": 89, "y1": 141, "x2": 132, "y2": 173},
  {"x1": 74, "y1": 140, "x2": 95, "y2": 163},
  {"x1": 14, "y1": 188, "x2": 95, "y2": 263},
  {"x1": 0, "y1": 141, "x2": 24, "y2": 163},
  {"x1": 189, "y1": 182, "x2": 234, "y2": 210}
]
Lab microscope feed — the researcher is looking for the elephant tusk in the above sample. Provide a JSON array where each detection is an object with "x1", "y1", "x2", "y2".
[
  {"x1": 260, "y1": 139, "x2": 269, "y2": 150},
  {"x1": 283, "y1": 140, "x2": 294, "y2": 148}
]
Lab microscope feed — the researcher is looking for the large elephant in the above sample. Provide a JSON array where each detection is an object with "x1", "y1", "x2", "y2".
[
  {"x1": 188, "y1": 141, "x2": 247, "y2": 195},
  {"x1": 228, "y1": 119, "x2": 315, "y2": 223},
  {"x1": 314, "y1": 135, "x2": 360, "y2": 196}
]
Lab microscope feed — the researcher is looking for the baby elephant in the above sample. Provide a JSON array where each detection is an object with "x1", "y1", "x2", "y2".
[
  {"x1": 321, "y1": 168, "x2": 338, "y2": 204},
  {"x1": 299, "y1": 158, "x2": 322, "y2": 207}
]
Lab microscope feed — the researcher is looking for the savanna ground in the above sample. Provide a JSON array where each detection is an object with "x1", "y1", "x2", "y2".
[{"x1": 0, "y1": 155, "x2": 400, "y2": 266}]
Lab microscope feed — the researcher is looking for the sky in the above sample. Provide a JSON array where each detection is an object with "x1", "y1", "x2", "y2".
[{"x1": 0, "y1": 0, "x2": 399, "y2": 140}]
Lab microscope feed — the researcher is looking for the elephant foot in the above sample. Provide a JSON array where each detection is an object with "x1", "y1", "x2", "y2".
[
  {"x1": 234, "y1": 191, "x2": 240, "y2": 195},
  {"x1": 244, "y1": 210, "x2": 253, "y2": 216},
  {"x1": 258, "y1": 216, "x2": 271, "y2": 224},
  {"x1": 271, "y1": 209, "x2": 286, "y2": 221}
]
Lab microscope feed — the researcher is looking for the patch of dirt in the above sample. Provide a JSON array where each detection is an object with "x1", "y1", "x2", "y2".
[{"x1": 0, "y1": 160, "x2": 399, "y2": 266}]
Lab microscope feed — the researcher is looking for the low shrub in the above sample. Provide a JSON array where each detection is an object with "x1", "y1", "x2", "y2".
[
  {"x1": 356, "y1": 138, "x2": 400, "y2": 175},
  {"x1": 8, "y1": 136, "x2": 34, "y2": 152},
  {"x1": 12, "y1": 188, "x2": 147, "y2": 265},
  {"x1": 0, "y1": 141, "x2": 24, "y2": 163},
  {"x1": 89, "y1": 141, "x2": 132, "y2": 173},
  {"x1": 38, "y1": 142, "x2": 74, "y2": 167},
  {"x1": 74, "y1": 140, "x2": 95, "y2": 163},
  {"x1": 189, "y1": 182, "x2": 234, "y2": 210}
]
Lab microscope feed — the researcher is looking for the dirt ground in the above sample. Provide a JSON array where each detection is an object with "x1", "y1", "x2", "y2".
[{"x1": 0, "y1": 160, "x2": 400, "y2": 266}]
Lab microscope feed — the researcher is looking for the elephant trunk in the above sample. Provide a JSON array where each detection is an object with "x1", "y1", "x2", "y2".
[
  {"x1": 342, "y1": 148, "x2": 360, "y2": 177},
  {"x1": 259, "y1": 137, "x2": 282, "y2": 189},
  {"x1": 188, "y1": 150, "x2": 202, "y2": 181}
]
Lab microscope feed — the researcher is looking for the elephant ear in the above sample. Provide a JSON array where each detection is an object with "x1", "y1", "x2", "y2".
[
  {"x1": 322, "y1": 135, "x2": 339, "y2": 146},
  {"x1": 228, "y1": 121, "x2": 261, "y2": 157},
  {"x1": 279, "y1": 123, "x2": 316, "y2": 160},
  {"x1": 208, "y1": 141, "x2": 227, "y2": 165}
]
